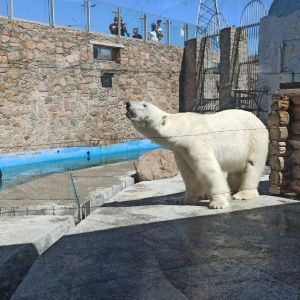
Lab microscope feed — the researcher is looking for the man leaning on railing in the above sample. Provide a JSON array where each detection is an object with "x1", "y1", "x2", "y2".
[{"x1": 109, "y1": 16, "x2": 129, "y2": 37}]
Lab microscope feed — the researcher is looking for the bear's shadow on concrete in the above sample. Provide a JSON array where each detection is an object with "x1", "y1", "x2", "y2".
[{"x1": 103, "y1": 180, "x2": 271, "y2": 208}]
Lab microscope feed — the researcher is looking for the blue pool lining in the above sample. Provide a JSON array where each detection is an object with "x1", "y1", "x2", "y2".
[{"x1": 0, "y1": 139, "x2": 161, "y2": 169}]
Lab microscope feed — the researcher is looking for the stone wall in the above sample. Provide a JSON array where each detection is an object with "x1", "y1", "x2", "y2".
[
  {"x1": 219, "y1": 27, "x2": 237, "y2": 110},
  {"x1": 268, "y1": 88, "x2": 300, "y2": 196},
  {"x1": 0, "y1": 17, "x2": 183, "y2": 154},
  {"x1": 258, "y1": 2, "x2": 300, "y2": 124},
  {"x1": 179, "y1": 38, "x2": 198, "y2": 111}
]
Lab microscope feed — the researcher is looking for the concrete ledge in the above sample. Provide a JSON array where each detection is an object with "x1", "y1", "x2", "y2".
[
  {"x1": 0, "y1": 216, "x2": 75, "y2": 299},
  {"x1": 0, "y1": 161, "x2": 137, "y2": 223},
  {"x1": 0, "y1": 161, "x2": 137, "y2": 298}
]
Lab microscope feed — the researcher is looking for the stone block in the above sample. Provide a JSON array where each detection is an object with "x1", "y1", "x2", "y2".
[{"x1": 136, "y1": 149, "x2": 178, "y2": 181}]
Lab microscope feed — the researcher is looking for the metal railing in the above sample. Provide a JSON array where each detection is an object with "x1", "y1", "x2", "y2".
[{"x1": 0, "y1": 0, "x2": 197, "y2": 46}]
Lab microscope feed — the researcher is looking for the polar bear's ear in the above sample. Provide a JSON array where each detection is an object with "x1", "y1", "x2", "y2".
[{"x1": 161, "y1": 115, "x2": 167, "y2": 126}]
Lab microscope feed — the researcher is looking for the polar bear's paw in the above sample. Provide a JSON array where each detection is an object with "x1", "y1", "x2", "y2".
[
  {"x1": 208, "y1": 193, "x2": 230, "y2": 209},
  {"x1": 232, "y1": 189, "x2": 259, "y2": 200},
  {"x1": 209, "y1": 199, "x2": 229, "y2": 209}
]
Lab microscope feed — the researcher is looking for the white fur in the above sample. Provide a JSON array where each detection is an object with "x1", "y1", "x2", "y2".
[{"x1": 126, "y1": 101, "x2": 269, "y2": 209}]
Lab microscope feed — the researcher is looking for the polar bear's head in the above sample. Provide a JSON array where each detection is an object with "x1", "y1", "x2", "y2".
[
  {"x1": 125, "y1": 101, "x2": 166, "y2": 137},
  {"x1": 126, "y1": 101, "x2": 163, "y2": 122}
]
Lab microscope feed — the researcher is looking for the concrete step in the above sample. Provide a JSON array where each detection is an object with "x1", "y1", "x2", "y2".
[
  {"x1": 0, "y1": 161, "x2": 137, "y2": 299},
  {"x1": 0, "y1": 215, "x2": 75, "y2": 299}
]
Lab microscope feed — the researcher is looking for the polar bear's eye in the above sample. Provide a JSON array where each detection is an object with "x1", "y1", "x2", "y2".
[{"x1": 143, "y1": 104, "x2": 147, "y2": 107}]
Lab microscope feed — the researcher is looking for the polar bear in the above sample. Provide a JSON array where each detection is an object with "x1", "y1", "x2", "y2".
[{"x1": 126, "y1": 101, "x2": 269, "y2": 209}]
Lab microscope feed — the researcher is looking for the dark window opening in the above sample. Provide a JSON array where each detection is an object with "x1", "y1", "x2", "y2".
[{"x1": 101, "y1": 73, "x2": 114, "y2": 88}]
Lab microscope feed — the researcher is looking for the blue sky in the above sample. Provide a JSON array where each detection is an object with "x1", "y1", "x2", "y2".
[
  {"x1": 0, "y1": 0, "x2": 274, "y2": 26},
  {"x1": 101, "y1": 0, "x2": 274, "y2": 26}
]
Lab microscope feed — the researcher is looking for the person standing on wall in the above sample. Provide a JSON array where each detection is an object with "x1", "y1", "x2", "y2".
[
  {"x1": 148, "y1": 23, "x2": 158, "y2": 42},
  {"x1": 132, "y1": 28, "x2": 142, "y2": 39},
  {"x1": 109, "y1": 17, "x2": 129, "y2": 37},
  {"x1": 120, "y1": 21, "x2": 130, "y2": 37},
  {"x1": 109, "y1": 17, "x2": 118, "y2": 34},
  {"x1": 156, "y1": 19, "x2": 164, "y2": 42}
]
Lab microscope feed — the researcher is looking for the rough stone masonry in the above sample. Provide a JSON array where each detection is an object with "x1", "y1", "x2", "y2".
[{"x1": 0, "y1": 18, "x2": 183, "y2": 154}]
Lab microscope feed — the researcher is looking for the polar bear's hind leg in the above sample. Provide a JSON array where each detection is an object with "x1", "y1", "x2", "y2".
[
  {"x1": 227, "y1": 172, "x2": 242, "y2": 195},
  {"x1": 232, "y1": 160, "x2": 262, "y2": 200}
]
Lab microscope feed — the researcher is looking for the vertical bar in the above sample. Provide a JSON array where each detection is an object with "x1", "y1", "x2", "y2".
[
  {"x1": 50, "y1": 0, "x2": 55, "y2": 27},
  {"x1": 277, "y1": 43, "x2": 282, "y2": 73},
  {"x1": 9, "y1": 0, "x2": 13, "y2": 19},
  {"x1": 117, "y1": 8, "x2": 121, "y2": 36},
  {"x1": 185, "y1": 23, "x2": 189, "y2": 42},
  {"x1": 86, "y1": 0, "x2": 90, "y2": 32},
  {"x1": 167, "y1": 19, "x2": 170, "y2": 45},
  {"x1": 143, "y1": 14, "x2": 147, "y2": 42}
]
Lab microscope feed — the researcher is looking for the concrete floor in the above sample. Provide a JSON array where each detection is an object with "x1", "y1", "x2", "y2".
[{"x1": 2, "y1": 165, "x2": 299, "y2": 300}]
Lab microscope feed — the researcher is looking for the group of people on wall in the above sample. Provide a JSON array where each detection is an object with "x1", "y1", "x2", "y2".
[
  {"x1": 148, "y1": 20, "x2": 163, "y2": 42},
  {"x1": 109, "y1": 17, "x2": 163, "y2": 42}
]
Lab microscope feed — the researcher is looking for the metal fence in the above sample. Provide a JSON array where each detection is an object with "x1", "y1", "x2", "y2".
[
  {"x1": 0, "y1": 0, "x2": 196, "y2": 47},
  {"x1": 194, "y1": 23, "x2": 266, "y2": 116},
  {"x1": 193, "y1": 0, "x2": 269, "y2": 117},
  {"x1": 196, "y1": 33, "x2": 221, "y2": 100},
  {"x1": 233, "y1": 23, "x2": 260, "y2": 91}
]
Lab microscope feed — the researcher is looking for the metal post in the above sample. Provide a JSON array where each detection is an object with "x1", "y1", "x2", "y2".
[
  {"x1": 139, "y1": 14, "x2": 147, "y2": 42},
  {"x1": 185, "y1": 23, "x2": 189, "y2": 42},
  {"x1": 9, "y1": 0, "x2": 13, "y2": 19},
  {"x1": 277, "y1": 42, "x2": 283, "y2": 73},
  {"x1": 117, "y1": 8, "x2": 121, "y2": 37},
  {"x1": 50, "y1": 0, "x2": 55, "y2": 27},
  {"x1": 86, "y1": 0, "x2": 90, "y2": 32},
  {"x1": 143, "y1": 14, "x2": 147, "y2": 42},
  {"x1": 167, "y1": 19, "x2": 171, "y2": 45}
]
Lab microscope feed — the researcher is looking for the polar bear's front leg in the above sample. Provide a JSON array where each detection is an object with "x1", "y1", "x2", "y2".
[
  {"x1": 195, "y1": 156, "x2": 230, "y2": 209},
  {"x1": 208, "y1": 194, "x2": 230, "y2": 209},
  {"x1": 174, "y1": 151, "x2": 204, "y2": 205}
]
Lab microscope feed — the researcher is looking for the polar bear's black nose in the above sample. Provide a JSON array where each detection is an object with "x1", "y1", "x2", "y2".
[{"x1": 126, "y1": 102, "x2": 131, "y2": 110}]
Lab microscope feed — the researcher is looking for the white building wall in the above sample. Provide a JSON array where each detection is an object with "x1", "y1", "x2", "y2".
[{"x1": 258, "y1": 5, "x2": 300, "y2": 124}]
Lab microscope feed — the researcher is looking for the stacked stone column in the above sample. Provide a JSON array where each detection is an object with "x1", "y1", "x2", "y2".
[{"x1": 268, "y1": 89, "x2": 300, "y2": 195}]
